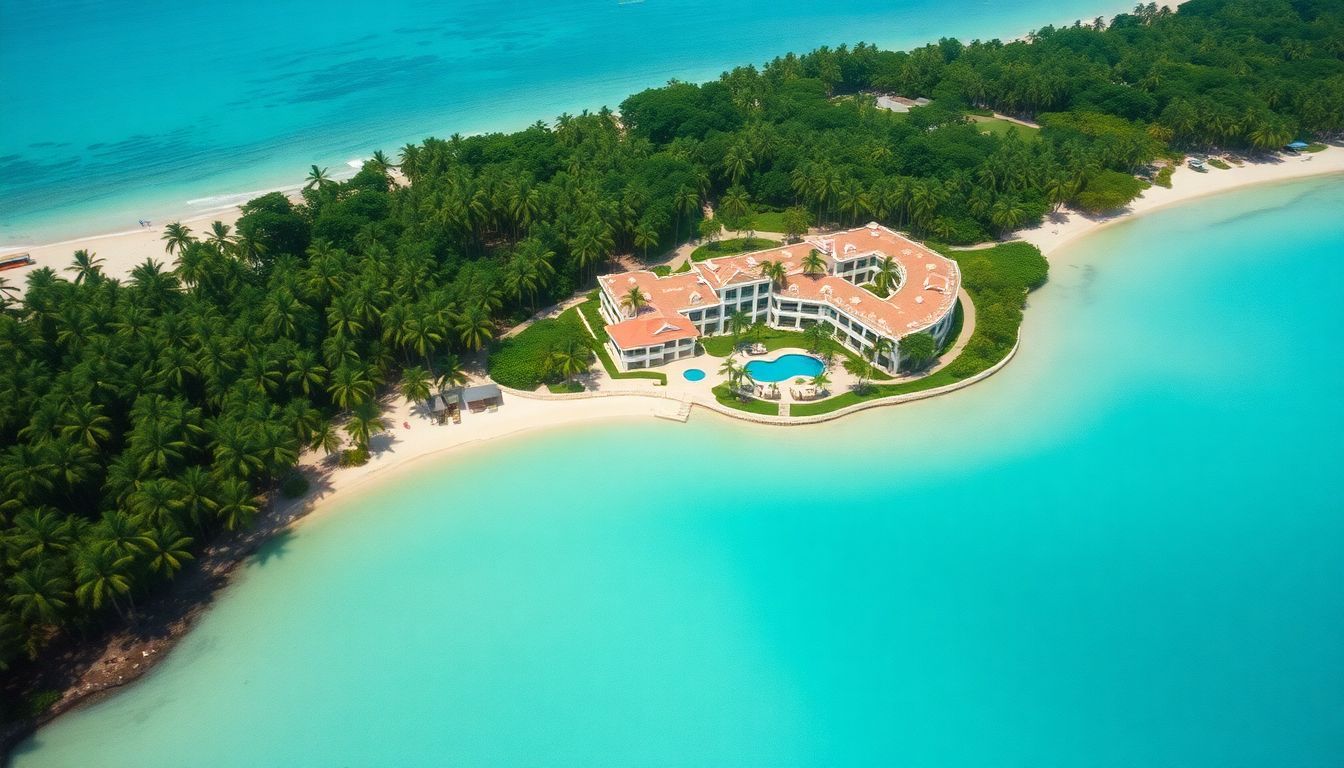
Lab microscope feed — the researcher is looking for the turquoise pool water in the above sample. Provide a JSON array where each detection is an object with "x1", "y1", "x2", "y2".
[
  {"x1": 0, "y1": 0, "x2": 1124, "y2": 245},
  {"x1": 683, "y1": 369, "x2": 705, "y2": 382},
  {"x1": 15, "y1": 178, "x2": 1344, "y2": 766},
  {"x1": 744, "y1": 354, "x2": 824, "y2": 383}
]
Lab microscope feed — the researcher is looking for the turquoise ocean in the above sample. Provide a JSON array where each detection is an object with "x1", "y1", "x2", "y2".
[
  {"x1": 0, "y1": 0, "x2": 1125, "y2": 246},
  {"x1": 13, "y1": 178, "x2": 1344, "y2": 765}
]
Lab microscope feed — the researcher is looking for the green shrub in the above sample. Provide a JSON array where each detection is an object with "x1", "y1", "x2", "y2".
[
  {"x1": 651, "y1": 265, "x2": 672, "y2": 277},
  {"x1": 1154, "y1": 165, "x2": 1173, "y2": 188},
  {"x1": 1075, "y1": 169, "x2": 1144, "y2": 212},
  {"x1": 548, "y1": 381, "x2": 584, "y2": 394},
  {"x1": 1208, "y1": 157, "x2": 1230, "y2": 170},
  {"x1": 22, "y1": 689, "x2": 61, "y2": 718},
  {"x1": 487, "y1": 308, "x2": 593, "y2": 390},
  {"x1": 690, "y1": 237, "x2": 780, "y2": 262},
  {"x1": 340, "y1": 447, "x2": 370, "y2": 467},
  {"x1": 279, "y1": 472, "x2": 310, "y2": 498}
]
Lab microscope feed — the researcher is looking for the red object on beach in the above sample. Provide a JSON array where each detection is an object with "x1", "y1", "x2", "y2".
[{"x1": 403, "y1": 421, "x2": 410, "y2": 429}]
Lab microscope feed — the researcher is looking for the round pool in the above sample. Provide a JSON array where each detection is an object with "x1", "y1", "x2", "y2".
[
  {"x1": 744, "y1": 354, "x2": 824, "y2": 383},
  {"x1": 682, "y1": 368, "x2": 706, "y2": 382}
]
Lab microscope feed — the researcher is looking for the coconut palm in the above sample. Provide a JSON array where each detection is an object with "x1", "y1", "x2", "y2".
[
  {"x1": 216, "y1": 477, "x2": 259, "y2": 532},
  {"x1": 803, "y1": 322, "x2": 832, "y2": 353},
  {"x1": 207, "y1": 221, "x2": 236, "y2": 253},
  {"x1": 455, "y1": 304, "x2": 494, "y2": 352},
  {"x1": 7, "y1": 563, "x2": 72, "y2": 626},
  {"x1": 400, "y1": 365, "x2": 433, "y2": 404},
  {"x1": 811, "y1": 371, "x2": 831, "y2": 393},
  {"x1": 310, "y1": 420, "x2": 345, "y2": 457},
  {"x1": 633, "y1": 222, "x2": 659, "y2": 260},
  {"x1": 305, "y1": 165, "x2": 336, "y2": 192},
  {"x1": 546, "y1": 338, "x2": 593, "y2": 385},
  {"x1": 758, "y1": 259, "x2": 787, "y2": 288},
  {"x1": 328, "y1": 364, "x2": 376, "y2": 409},
  {"x1": 801, "y1": 249, "x2": 827, "y2": 277},
  {"x1": 728, "y1": 309, "x2": 751, "y2": 346},
  {"x1": 843, "y1": 357, "x2": 874, "y2": 393},
  {"x1": 871, "y1": 255, "x2": 900, "y2": 295},
  {"x1": 67, "y1": 249, "x2": 104, "y2": 284},
  {"x1": 345, "y1": 399, "x2": 388, "y2": 452},
  {"x1": 136, "y1": 524, "x2": 193, "y2": 579},
  {"x1": 73, "y1": 544, "x2": 134, "y2": 616},
  {"x1": 161, "y1": 222, "x2": 194, "y2": 255},
  {"x1": 718, "y1": 356, "x2": 742, "y2": 389},
  {"x1": 620, "y1": 286, "x2": 650, "y2": 318}
]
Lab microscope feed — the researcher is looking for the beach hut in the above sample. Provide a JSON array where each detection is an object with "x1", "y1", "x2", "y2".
[
  {"x1": 427, "y1": 392, "x2": 461, "y2": 424},
  {"x1": 462, "y1": 383, "x2": 503, "y2": 413}
]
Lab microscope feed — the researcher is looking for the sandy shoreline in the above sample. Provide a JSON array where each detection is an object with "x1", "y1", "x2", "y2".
[{"x1": 5, "y1": 146, "x2": 1341, "y2": 753}]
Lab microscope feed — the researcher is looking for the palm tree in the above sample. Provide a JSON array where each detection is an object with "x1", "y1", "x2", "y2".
[
  {"x1": 718, "y1": 356, "x2": 742, "y2": 389},
  {"x1": 67, "y1": 249, "x2": 104, "y2": 284},
  {"x1": 843, "y1": 357, "x2": 874, "y2": 393},
  {"x1": 633, "y1": 222, "x2": 659, "y2": 260},
  {"x1": 400, "y1": 365, "x2": 433, "y2": 404},
  {"x1": 990, "y1": 198, "x2": 1027, "y2": 238},
  {"x1": 305, "y1": 165, "x2": 336, "y2": 192},
  {"x1": 675, "y1": 186, "x2": 700, "y2": 242},
  {"x1": 758, "y1": 259, "x2": 787, "y2": 289},
  {"x1": 136, "y1": 524, "x2": 194, "y2": 579},
  {"x1": 545, "y1": 338, "x2": 593, "y2": 385},
  {"x1": 455, "y1": 304, "x2": 494, "y2": 352},
  {"x1": 370, "y1": 150, "x2": 395, "y2": 173},
  {"x1": 73, "y1": 544, "x2": 134, "y2": 617},
  {"x1": 59, "y1": 402, "x2": 112, "y2": 449},
  {"x1": 870, "y1": 337, "x2": 895, "y2": 371},
  {"x1": 0, "y1": 276, "x2": 17, "y2": 309},
  {"x1": 207, "y1": 221, "x2": 236, "y2": 253},
  {"x1": 7, "y1": 563, "x2": 72, "y2": 627},
  {"x1": 871, "y1": 256, "x2": 900, "y2": 295},
  {"x1": 803, "y1": 322, "x2": 832, "y2": 354},
  {"x1": 216, "y1": 477, "x2": 259, "y2": 532},
  {"x1": 161, "y1": 222, "x2": 194, "y2": 255},
  {"x1": 811, "y1": 371, "x2": 831, "y2": 394},
  {"x1": 720, "y1": 186, "x2": 751, "y2": 227},
  {"x1": 328, "y1": 364, "x2": 375, "y2": 409},
  {"x1": 801, "y1": 250, "x2": 826, "y2": 277},
  {"x1": 310, "y1": 420, "x2": 345, "y2": 457},
  {"x1": 728, "y1": 309, "x2": 751, "y2": 347},
  {"x1": 619, "y1": 286, "x2": 650, "y2": 318},
  {"x1": 345, "y1": 399, "x2": 388, "y2": 452}
]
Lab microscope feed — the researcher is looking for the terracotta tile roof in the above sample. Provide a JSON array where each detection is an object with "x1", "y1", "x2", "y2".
[
  {"x1": 598, "y1": 224, "x2": 959, "y2": 349},
  {"x1": 605, "y1": 313, "x2": 699, "y2": 349}
]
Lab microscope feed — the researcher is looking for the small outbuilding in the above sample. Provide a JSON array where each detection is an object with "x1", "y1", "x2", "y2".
[{"x1": 461, "y1": 383, "x2": 503, "y2": 413}]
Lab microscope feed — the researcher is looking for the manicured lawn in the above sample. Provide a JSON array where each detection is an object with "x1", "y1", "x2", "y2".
[
  {"x1": 791, "y1": 241, "x2": 1047, "y2": 417},
  {"x1": 690, "y1": 237, "x2": 780, "y2": 262},
  {"x1": 748, "y1": 210, "x2": 790, "y2": 233},
  {"x1": 970, "y1": 115, "x2": 1041, "y2": 140},
  {"x1": 578, "y1": 293, "x2": 668, "y2": 385},
  {"x1": 488, "y1": 307, "x2": 593, "y2": 390},
  {"x1": 711, "y1": 383, "x2": 780, "y2": 416},
  {"x1": 547, "y1": 381, "x2": 584, "y2": 394}
]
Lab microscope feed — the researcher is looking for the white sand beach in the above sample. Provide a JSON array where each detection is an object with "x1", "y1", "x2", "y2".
[{"x1": 1019, "y1": 148, "x2": 1344, "y2": 256}]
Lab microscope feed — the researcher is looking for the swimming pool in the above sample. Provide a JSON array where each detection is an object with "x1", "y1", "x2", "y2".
[
  {"x1": 682, "y1": 368, "x2": 705, "y2": 382},
  {"x1": 744, "y1": 354, "x2": 824, "y2": 383}
]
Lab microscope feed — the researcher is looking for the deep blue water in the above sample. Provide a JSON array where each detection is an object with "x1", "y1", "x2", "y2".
[
  {"x1": 14, "y1": 178, "x2": 1344, "y2": 767},
  {"x1": 745, "y1": 353, "x2": 825, "y2": 382},
  {"x1": 0, "y1": 0, "x2": 1125, "y2": 245}
]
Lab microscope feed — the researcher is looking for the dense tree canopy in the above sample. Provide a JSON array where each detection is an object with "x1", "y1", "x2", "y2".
[{"x1": 3, "y1": 0, "x2": 1341, "y2": 678}]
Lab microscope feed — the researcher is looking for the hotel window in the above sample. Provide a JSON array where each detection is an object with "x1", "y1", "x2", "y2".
[
  {"x1": 688, "y1": 310, "x2": 702, "y2": 321},
  {"x1": 756, "y1": 297, "x2": 768, "y2": 310}
]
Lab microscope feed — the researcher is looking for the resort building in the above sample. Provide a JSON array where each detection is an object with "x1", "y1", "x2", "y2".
[{"x1": 597, "y1": 223, "x2": 961, "y2": 373}]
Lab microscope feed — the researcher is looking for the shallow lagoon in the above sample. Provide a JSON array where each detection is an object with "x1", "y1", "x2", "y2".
[{"x1": 15, "y1": 178, "x2": 1344, "y2": 766}]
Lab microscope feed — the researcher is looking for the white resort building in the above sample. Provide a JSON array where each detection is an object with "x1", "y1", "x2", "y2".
[{"x1": 596, "y1": 223, "x2": 961, "y2": 373}]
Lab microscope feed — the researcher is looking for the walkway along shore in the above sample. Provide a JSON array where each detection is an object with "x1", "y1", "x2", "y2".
[{"x1": 4, "y1": 147, "x2": 1342, "y2": 756}]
